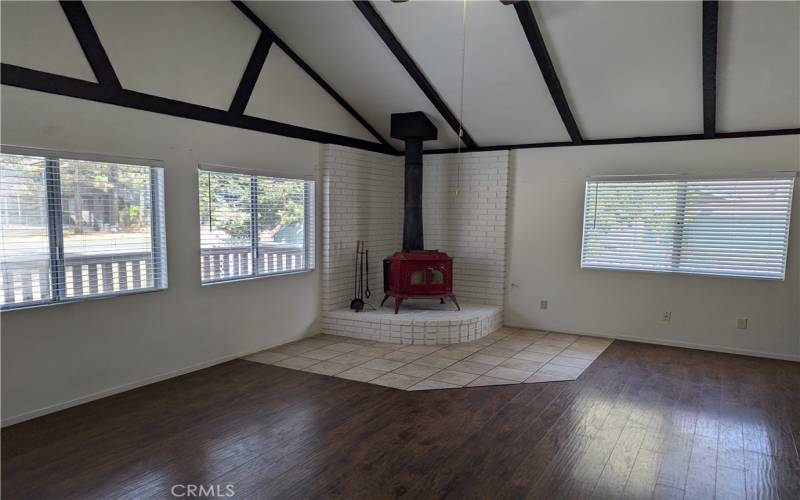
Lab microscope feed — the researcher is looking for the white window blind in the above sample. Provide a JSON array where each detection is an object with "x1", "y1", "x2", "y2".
[
  {"x1": 0, "y1": 149, "x2": 167, "y2": 309},
  {"x1": 198, "y1": 168, "x2": 315, "y2": 284},
  {"x1": 581, "y1": 174, "x2": 795, "y2": 280}
]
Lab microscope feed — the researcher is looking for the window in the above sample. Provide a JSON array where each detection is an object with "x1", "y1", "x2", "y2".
[
  {"x1": 0, "y1": 148, "x2": 167, "y2": 309},
  {"x1": 198, "y1": 167, "x2": 314, "y2": 284},
  {"x1": 581, "y1": 174, "x2": 796, "y2": 280}
]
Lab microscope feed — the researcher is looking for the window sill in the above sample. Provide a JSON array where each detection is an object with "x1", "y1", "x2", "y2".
[
  {"x1": 580, "y1": 264, "x2": 785, "y2": 281},
  {"x1": 201, "y1": 268, "x2": 316, "y2": 287},
  {"x1": 0, "y1": 286, "x2": 168, "y2": 312}
]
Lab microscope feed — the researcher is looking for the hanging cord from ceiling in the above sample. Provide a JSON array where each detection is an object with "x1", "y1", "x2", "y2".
[{"x1": 454, "y1": 0, "x2": 468, "y2": 200}]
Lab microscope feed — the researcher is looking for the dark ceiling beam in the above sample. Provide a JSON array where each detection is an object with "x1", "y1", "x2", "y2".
[
  {"x1": 425, "y1": 128, "x2": 800, "y2": 155},
  {"x1": 512, "y1": 1, "x2": 582, "y2": 145},
  {"x1": 353, "y1": 0, "x2": 478, "y2": 149},
  {"x1": 1, "y1": 64, "x2": 395, "y2": 155},
  {"x1": 59, "y1": 1, "x2": 121, "y2": 88},
  {"x1": 703, "y1": 1, "x2": 719, "y2": 138},
  {"x1": 232, "y1": 1, "x2": 394, "y2": 151},
  {"x1": 6, "y1": 63, "x2": 795, "y2": 157},
  {"x1": 229, "y1": 32, "x2": 273, "y2": 115}
]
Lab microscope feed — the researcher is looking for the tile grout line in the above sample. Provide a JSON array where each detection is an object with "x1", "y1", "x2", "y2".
[{"x1": 242, "y1": 328, "x2": 614, "y2": 390}]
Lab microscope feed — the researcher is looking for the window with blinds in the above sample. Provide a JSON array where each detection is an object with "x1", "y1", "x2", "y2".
[
  {"x1": 0, "y1": 148, "x2": 167, "y2": 309},
  {"x1": 198, "y1": 167, "x2": 315, "y2": 284},
  {"x1": 581, "y1": 175, "x2": 795, "y2": 280}
]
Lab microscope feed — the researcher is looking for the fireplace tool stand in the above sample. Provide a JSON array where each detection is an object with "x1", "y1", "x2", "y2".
[{"x1": 349, "y1": 240, "x2": 372, "y2": 312}]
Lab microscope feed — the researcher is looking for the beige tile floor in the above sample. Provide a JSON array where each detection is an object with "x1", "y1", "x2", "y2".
[{"x1": 243, "y1": 328, "x2": 613, "y2": 390}]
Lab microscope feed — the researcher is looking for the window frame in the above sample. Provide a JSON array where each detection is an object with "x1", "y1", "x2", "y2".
[
  {"x1": 579, "y1": 172, "x2": 797, "y2": 281},
  {"x1": 0, "y1": 145, "x2": 167, "y2": 310},
  {"x1": 198, "y1": 164, "x2": 315, "y2": 286}
]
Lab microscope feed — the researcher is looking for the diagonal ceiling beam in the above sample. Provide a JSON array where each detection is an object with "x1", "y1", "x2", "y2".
[
  {"x1": 702, "y1": 1, "x2": 719, "y2": 138},
  {"x1": 1, "y1": 64, "x2": 394, "y2": 154},
  {"x1": 512, "y1": 1, "x2": 583, "y2": 145},
  {"x1": 232, "y1": 1, "x2": 394, "y2": 150},
  {"x1": 353, "y1": 0, "x2": 478, "y2": 149},
  {"x1": 229, "y1": 32, "x2": 273, "y2": 115},
  {"x1": 59, "y1": 1, "x2": 120, "y2": 88}
]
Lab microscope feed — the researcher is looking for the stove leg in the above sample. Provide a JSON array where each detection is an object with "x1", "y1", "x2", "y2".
[
  {"x1": 394, "y1": 297, "x2": 403, "y2": 314},
  {"x1": 380, "y1": 294, "x2": 390, "y2": 308},
  {"x1": 449, "y1": 294, "x2": 461, "y2": 311}
]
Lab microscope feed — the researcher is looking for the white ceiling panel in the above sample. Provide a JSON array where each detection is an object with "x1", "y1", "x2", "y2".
[
  {"x1": 534, "y1": 1, "x2": 703, "y2": 139},
  {"x1": 374, "y1": 0, "x2": 568, "y2": 145},
  {"x1": 85, "y1": 1, "x2": 260, "y2": 109},
  {"x1": 245, "y1": 46, "x2": 378, "y2": 143},
  {"x1": 717, "y1": 1, "x2": 800, "y2": 132},
  {"x1": 0, "y1": 1, "x2": 96, "y2": 82},
  {"x1": 245, "y1": 1, "x2": 463, "y2": 151}
]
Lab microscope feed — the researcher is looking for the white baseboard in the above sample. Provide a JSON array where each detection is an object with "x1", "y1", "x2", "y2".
[
  {"x1": 1, "y1": 335, "x2": 307, "y2": 427},
  {"x1": 503, "y1": 323, "x2": 800, "y2": 362}
]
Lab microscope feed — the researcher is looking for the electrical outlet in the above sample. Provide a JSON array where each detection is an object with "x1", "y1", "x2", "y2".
[
  {"x1": 661, "y1": 311, "x2": 671, "y2": 322},
  {"x1": 540, "y1": 300, "x2": 548, "y2": 310},
  {"x1": 737, "y1": 318, "x2": 748, "y2": 330}
]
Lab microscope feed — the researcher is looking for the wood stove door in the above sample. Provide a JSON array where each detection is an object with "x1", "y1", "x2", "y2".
[
  {"x1": 401, "y1": 265, "x2": 444, "y2": 295},
  {"x1": 425, "y1": 263, "x2": 450, "y2": 294}
]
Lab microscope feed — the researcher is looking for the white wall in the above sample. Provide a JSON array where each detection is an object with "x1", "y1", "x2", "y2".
[
  {"x1": 506, "y1": 136, "x2": 800, "y2": 360},
  {"x1": 0, "y1": 86, "x2": 324, "y2": 424}
]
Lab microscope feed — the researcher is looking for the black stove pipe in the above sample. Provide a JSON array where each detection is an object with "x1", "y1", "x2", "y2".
[
  {"x1": 390, "y1": 112, "x2": 438, "y2": 252},
  {"x1": 403, "y1": 137, "x2": 424, "y2": 251}
]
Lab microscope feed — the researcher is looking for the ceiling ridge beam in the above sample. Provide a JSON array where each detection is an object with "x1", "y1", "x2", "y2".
[
  {"x1": 353, "y1": 0, "x2": 478, "y2": 149},
  {"x1": 703, "y1": 1, "x2": 719, "y2": 138},
  {"x1": 1, "y1": 64, "x2": 396, "y2": 155},
  {"x1": 424, "y1": 129, "x2": 800, "y2": 154},
  {"x1": 512, "y1": 1, "x2": 582, "y2": 145},
  {"x1": 59, "y1": 1, "x2": 121, "y2": 89},
  {"x1": 231, "y1": 0, "x2": 395, "y2": 151},
  {"x1": 229, "y1": 32, "x2": 274, "y2": 115}
]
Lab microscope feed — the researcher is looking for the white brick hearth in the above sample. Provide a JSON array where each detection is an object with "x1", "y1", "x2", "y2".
[
  {"x1": 320, "y1": 145, "x2": 510, "y2": 344},
  {"x1": 321, "y1": 302, "x2": 503, "y2": 345}
]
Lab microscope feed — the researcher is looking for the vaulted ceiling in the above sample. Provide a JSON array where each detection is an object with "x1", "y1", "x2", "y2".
[
  {"x1": 1, "y1": 1, "x2": 798, "y2": 154},
  {"x1": 248, "y1": 0, "x2": 799, "y2": 150}
]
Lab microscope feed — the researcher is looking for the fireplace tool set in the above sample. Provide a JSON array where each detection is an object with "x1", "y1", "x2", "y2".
[{"x1": 349, "y1": 240, "x2": 371, "y2": 312}]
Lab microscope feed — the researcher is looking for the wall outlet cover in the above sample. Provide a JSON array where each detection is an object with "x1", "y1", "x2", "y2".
[
  {"x1": 540, "y1": 300, "x2": 548, "y2": 310},
  {"x1": 661, "y1": 311, "x2": 671, "y2": 322},
  {"x1": 737, "y1": 318, "x2": 748, "y2": 329}
]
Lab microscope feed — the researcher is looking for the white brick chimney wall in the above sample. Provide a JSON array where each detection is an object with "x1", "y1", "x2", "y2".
[
  {"x1": 320, "y1": 145, "x2": 509, "y2": 342},
  {"x1": 422, "y1": 151, "x2": 510, "y2": 306},
  {"x1": 320, "y1": 145, "x2": 402, "y2": 312}
]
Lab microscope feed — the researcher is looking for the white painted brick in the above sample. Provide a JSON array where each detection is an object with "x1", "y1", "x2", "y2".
[{"x1": 319, "y1": 146, "x2": 509, "y2": 343}]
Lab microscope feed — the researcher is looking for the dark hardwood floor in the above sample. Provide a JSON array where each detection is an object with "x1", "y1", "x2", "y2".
[{"x1": 2, "y1": 340, "x2": 799, "y2": 499}]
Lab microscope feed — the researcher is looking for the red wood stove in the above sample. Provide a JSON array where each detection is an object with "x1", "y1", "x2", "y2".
[
  {"x1": 381, "y1": 250, "x2": 460, "y2": 314},
  {"x1": 380, "y1": 112, "x2": 459, "y2": 314}
]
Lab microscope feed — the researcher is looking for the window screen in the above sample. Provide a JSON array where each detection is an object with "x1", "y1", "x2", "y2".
[
  {"x1": 0, "y1": 149, "x2": 167, "y2": 309},
  {"x1": 581, "y1": 175, "x2": 795, "y2": 280},
  {"x1": 199, "y1": 168, "x2": 314, "y2": 284}
]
